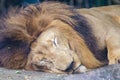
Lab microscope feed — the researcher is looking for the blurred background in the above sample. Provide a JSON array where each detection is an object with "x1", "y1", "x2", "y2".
[{"x1": 0, "y1": 0, "x2": 120, "y2": 14}]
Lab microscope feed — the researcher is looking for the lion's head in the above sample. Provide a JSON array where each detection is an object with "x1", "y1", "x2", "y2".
[
  {"x1": 23, "y1": 2, "x2": 92, "y2": 73},
  {"x1": 25, "y1": 20, "x2": 88, "y2": 73}
]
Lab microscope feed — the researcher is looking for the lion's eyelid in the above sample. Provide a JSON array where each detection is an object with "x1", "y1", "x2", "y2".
[{"x1": 52, "y1": 36, "x2": 58, "y2": 48}]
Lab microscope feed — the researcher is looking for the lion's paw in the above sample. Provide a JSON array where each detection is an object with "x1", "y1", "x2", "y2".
[{"x1": 109, "y1": 55, "x2": 120, "y2": 65}]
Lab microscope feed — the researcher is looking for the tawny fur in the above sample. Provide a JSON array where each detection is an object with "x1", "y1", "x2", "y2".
[{"x1": 0, "y1": 2, "x2": 120, "y2": 73}]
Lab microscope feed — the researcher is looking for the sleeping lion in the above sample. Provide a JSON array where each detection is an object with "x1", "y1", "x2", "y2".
[{"x1": 0, "y1": 2, "x2": 120, "y2": 74}]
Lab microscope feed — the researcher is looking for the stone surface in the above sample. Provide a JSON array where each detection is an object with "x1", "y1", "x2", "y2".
[{"x1": 0, "y1": 64, "x2": 120, "y2": 80}]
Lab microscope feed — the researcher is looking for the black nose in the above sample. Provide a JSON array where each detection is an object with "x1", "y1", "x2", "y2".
[{"x1": 65, "y1": 61, "x2": 74, "y2": 72}]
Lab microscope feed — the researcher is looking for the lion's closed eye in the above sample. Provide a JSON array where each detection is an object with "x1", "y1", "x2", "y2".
[{"x1": 52, "y1": 36, "x2": 58, "y2": 48}]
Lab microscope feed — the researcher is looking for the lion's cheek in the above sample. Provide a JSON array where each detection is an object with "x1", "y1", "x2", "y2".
[{"x1": 52, "y1": 51, "x2": 73, "y2": 71}]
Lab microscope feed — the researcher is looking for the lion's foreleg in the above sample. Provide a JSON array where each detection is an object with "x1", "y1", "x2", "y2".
[{"x1": 106, "y1": 35, "x2": 120, "y2": 64}]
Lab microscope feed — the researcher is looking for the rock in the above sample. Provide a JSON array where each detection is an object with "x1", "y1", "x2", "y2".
[
  {"x1": 0, "y1": 64, "x2": 120, "y2": 80},
  {"x1": 65, "y1": 64, "x2": 120, "y2": 80}
]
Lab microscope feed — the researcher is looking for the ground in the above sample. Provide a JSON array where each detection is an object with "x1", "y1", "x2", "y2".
[{"x1": 0, "y1": 64, "x2": 120, "y2": 80}]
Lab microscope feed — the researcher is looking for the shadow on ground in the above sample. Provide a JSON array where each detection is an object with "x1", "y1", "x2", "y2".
[{"x1": 0, "y1": 64, "x2": 120, "y2": 80}]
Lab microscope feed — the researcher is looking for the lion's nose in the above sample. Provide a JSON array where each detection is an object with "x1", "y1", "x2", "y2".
[{"x1": 65, "y1": 61, "x2": 74, "y2": 72}]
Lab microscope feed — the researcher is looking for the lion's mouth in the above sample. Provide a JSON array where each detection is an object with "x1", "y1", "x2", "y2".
[
  {"x1": 64, "y1": 61, "x2": 74, "y2": 72},
  {"x1": 63, "y1": 61, "x2": 88, "y2": 74}
]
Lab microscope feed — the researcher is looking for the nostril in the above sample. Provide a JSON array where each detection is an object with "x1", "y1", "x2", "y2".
[{"x1": 65, "y1": 61, "x2": 74, "y2": 72}]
